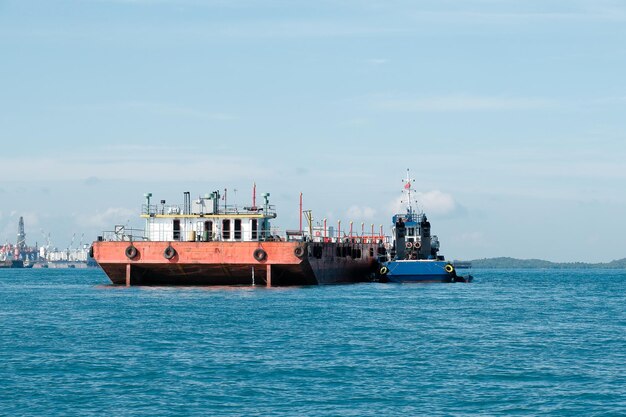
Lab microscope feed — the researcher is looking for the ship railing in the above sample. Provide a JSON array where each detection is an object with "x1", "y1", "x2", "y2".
[
  {"x1": 307, "y1": 234, "x2": 390, "y2": 245},
  {"x1": 135, "y1": 227, "x2": 348, "y2": 243},
  {"x1": 139, "y1": 227, "x2": 291, "y2": 243},
  {"x1": 142, "y1": 204, "x2": 183, "y2": 216},
  {"x1": 100, "y1": 227, "x2": 148, "y2": 242},
  {"x1": 142, "y1": 203, "x2": 277, "y2": 217},
  {"x1": 100, "y1": 225, "x2": 390, "y2": 244}
]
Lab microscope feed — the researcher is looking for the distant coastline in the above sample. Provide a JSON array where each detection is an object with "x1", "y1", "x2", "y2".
[{"x1": 468, "y1": 257, "x2": 626, "y2": 269}]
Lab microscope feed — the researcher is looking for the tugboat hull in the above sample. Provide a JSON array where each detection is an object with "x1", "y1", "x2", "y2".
[
  {"x1": 381, "y1": 260, "x2": 472, "y2": 283},
  {"x1": 382, "y1": 260, "x2": 449, "y2": 283}
]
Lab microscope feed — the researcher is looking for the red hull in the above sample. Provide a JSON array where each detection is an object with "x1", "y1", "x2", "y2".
[{"x1": 93, "y1": 241, "x2": 378, "y2": 286}]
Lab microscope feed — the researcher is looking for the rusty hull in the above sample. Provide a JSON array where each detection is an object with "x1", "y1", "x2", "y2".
[{"x1": 93, "y1": 241, "x2": 377, "y2": 286}]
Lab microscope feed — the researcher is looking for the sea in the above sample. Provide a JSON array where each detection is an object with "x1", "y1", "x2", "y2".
[{"x1": 1, "y1": 268, "x2": 625, "y2": 416}]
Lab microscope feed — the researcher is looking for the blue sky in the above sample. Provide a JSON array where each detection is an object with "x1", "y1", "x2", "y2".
[{"x1": 1, "y1": 0, "x2": 625, "y2": 262}]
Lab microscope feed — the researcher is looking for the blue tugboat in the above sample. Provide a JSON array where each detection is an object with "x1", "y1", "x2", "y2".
[{"x1": 379, "y1": 170, "x2": 472, "y2": 283}]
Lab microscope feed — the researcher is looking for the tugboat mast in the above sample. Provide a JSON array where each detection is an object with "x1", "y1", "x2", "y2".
[{"x1": 403, "y1": 168, "x2": 416, "y2": 219}]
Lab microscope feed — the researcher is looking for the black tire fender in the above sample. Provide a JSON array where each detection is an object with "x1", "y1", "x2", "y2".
[
  {"x1": 164, "y1": 245, "x2": 177, "y2": 260},
  {"x1": 125, "y1": 245, "x2": 138, "y2": 260},
  {"x1": 253, "y1": 248, "x2": 267, "y2": 262}
]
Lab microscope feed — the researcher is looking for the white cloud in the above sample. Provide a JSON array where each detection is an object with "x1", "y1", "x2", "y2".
[
  {"x1": 402, "y1": 1, "x2": 626, "y2": 24},
  {"x1": 374, "y1": 94, "x2": 556, "y2": 112},
  {"x1": 591, "y1": 96, "x2": 626, "y2": 105},
  {"x1": 341, "y1": 118, "x2": 369, "y2": 127},
  {"x1": 366, "y1": 58, "x2": 388, "y2": 65},
  {"x1": 76, "y1": 0, "x2": 626, "y2": 25},
  {"x1": 0, "y1": 148, "x2": 274, "y2": 182},
  {"x1": 346, "y1": 205, "x2": 376, "y2": 220},
  {"x1": 76, "y1": 207, "x2": 136, "y2": 229},
  {"x1": 388, "y1": 190, "x2": 459, "y2": 216},
  {"x1": 120, "y1": 101, "x2": 237, "y2": 121},
  {"x1": 5, "y1": 211, "x2": 40, "y2": 227},
  {"x1": 415, "y1": 190, "x2": 458, "y2": 215},
  {"x1": 450, "y1": 232, "x2": 486, "y2": 247},
  {"x1": 0, "y1": 212, "x2": 40, "y2": 244}
]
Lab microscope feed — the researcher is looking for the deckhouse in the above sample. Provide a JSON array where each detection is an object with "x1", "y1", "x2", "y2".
[{"x1": 141, "y1": 189, "x2": 277, "y2": 243}]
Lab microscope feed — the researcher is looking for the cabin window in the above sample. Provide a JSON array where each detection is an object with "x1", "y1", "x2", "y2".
[
  {"x1": 173, "y1": 219, "x2": 180, "y2": 240},
  {"x1": 222, "y1": 219, "x2": 231, "y2": 240},
  {"x1": 234, "y1": 219, "x2": 242, "y2": 240},
  {"x1": 407, "y1": 227, "x2": 415, "y2": 236},
  {"x1": 204, "y1": 221, "x2": 213, "y2": 241},
  {"x1": 251, "y1": 219, "x2": 258, "y2": 240}
]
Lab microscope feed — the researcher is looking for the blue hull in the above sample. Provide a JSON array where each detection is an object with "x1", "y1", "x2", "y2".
[{"x1": 382, "y1": 260, "x2": 456, "y2": 283}]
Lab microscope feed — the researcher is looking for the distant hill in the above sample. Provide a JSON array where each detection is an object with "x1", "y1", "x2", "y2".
[{"x1": 468, "y1": 257, "x2": 626, "y2": 269}]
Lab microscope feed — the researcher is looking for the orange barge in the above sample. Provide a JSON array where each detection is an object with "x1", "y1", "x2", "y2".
[{"x1": 92, "y1": 187, "x2": 385, "y2": 286}]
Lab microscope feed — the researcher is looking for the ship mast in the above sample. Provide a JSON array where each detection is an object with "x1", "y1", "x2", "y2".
[{"x1": 403, "y1": 168, "x2": 415, "y2": 218}]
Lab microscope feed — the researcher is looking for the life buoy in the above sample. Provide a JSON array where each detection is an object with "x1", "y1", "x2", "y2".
[
  {"x1": 163, "y1": 245, "x2": 176, "y2": 260},
  {"x1": 445, "y1": 264, "x2": 454, "y2": 274},
  {"x1": 379, "y1": 266, "x2": 388, "y2": 275},
  {"x1": 125, "y1": 245, "x2": 138, "y2": 259},
  {"x1": 414, "y1": 241, "x2": 422, "y2": 249},
  {"x1": 294, "y1": 246, "x2": 305, "y2": 258},
  {"x1": 406, "y1": 241, "x2": 413, "y2": 249},
  {"x1": 253, "y1": 248, "x2": 267, "y2": 262}
]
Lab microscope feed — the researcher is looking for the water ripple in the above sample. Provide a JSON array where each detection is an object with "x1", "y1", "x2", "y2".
[{"x1": 1, "y1": 268, "x2": 625, "y2": 416}]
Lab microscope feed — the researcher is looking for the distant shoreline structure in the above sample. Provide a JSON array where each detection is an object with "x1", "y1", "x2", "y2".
[
  {"x1": 470, "y1": 257, "x2": 626, "y2": 269},
  {"x1": 0, "y1": 216, "x2": 95, "y2": 269}
]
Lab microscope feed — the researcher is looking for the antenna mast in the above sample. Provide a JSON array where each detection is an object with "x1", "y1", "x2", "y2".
[{"x1": 403, "y1": 168, "x2": 415, "y2": 215}]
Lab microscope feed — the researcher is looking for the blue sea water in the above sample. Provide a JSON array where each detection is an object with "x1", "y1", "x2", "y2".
[{"x1": 1, "y1": 268, "x2": 625, "y2": 416}]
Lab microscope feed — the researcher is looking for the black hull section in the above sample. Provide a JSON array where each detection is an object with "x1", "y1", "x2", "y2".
[{"x1": 101, "y1": 260, "x2": 375, "y2": 286}]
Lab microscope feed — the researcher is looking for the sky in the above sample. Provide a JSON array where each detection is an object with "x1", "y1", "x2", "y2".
[{"x1": 1, "y1": 0, "x2": 625, "y2": 262}]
